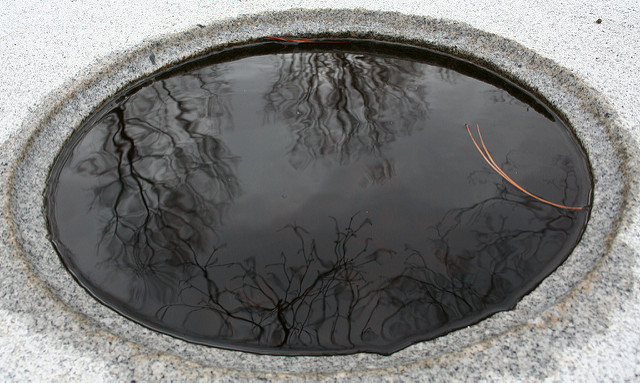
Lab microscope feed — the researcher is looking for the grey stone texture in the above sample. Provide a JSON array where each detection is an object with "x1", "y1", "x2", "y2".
[{"x1": 1, "y1": 2, "x2": 638, "y2": 381}]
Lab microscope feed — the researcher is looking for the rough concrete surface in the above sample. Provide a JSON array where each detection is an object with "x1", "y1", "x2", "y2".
[{"x1": 1, "y1": 1, "x2": 639, "y2": 381}]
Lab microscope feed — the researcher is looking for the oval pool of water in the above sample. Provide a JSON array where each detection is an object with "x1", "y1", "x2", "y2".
[{"x1": 44, "y1": 40, "x2": 592, "y2": 355}]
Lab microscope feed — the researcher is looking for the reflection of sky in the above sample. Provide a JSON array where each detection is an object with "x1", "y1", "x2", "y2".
[
  {"x1": 48, "y1": 46, "x2": 592, "y2": 353},
  {"x1": 207, "y1": 53, "x2": 589, "y2": 264},
  {"x1": 52, "y1": 50, "x2": 591, "y2": 273}
]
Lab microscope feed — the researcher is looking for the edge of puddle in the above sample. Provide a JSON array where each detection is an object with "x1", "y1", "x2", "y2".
[{"x1": 1, "y1": 9, "x2": 635, "y2": 378}]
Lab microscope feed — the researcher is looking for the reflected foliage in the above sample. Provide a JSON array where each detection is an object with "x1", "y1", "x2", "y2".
[
  {"x1": 156, "y1": 201, "x2": 579, "y2": 353},
  {"x1": 46, "y1": 43, "x2": 591, "y2": 355},
  {"x1": 71, "y1": 67, "x2": 240, "y2": 307},
  {"x1": 265, "y1": 52, "x2": 429, "y2": 184}
]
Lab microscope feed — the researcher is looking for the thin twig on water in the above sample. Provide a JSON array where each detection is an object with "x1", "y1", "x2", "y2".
[{"x1": 466, "y1": 123, "x2": 583, "y2": 210}]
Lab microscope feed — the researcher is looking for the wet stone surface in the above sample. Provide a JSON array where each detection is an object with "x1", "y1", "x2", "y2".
[{"x1": 45, "y1": 40, "x2": 591, "y2": 355}]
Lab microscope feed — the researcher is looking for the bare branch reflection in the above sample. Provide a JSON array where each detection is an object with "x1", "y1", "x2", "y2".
[
  {"x1": 47, "y1": 45, "x2": 591, "y2": 355},
  {"x1": 151, "y1": 189, "x2": 584, "y2": 353},
  {"x1": 264, "y1": 52, "x2": 430, "y2": 184},
  {"x1": 72, "y1": 67, "x2": 240, "y2": 308}
]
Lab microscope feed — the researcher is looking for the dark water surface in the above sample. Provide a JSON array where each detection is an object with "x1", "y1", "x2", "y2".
[{"x1": 45, "y1": 40, "x2": 591, "y2": 355}]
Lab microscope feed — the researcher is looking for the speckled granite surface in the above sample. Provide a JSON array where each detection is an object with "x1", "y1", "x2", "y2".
[{"x1": 1, "y1": 2, "x2": 639, "y2": 381}]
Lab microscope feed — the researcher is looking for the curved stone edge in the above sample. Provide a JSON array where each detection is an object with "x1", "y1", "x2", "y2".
[{"x1": 0, "y1": 8, "x2": 635, "y2": 379}]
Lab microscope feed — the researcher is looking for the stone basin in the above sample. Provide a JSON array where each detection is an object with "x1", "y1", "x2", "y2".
[{"x1": 1, "y1": 3, "x2": 638, "y2": 380}]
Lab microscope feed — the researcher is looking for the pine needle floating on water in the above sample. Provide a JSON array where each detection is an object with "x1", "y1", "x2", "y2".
[
  {"x1": 466, "y1": 123, "x2": 584, "y2": 210},
  {"x1": 265, "y1": 36, "x2": 347, "y2": 44}
]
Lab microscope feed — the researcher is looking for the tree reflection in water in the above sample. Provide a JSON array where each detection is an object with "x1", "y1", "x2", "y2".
[
  {"x1": 264, "y1": 51, "x2": 430, "y2": 185},
  {"x1": 47, "y1": 44, "x2": 591, "y2": 355},
  {"x1": 68, "y1": 66, "x2": 240, "y2": 310},
  {"x1": 153, "y1": 195, "x2": 584, "y2": 354}
]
